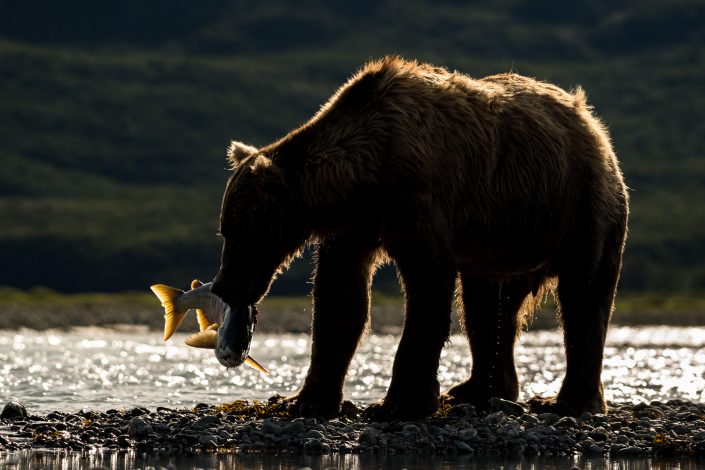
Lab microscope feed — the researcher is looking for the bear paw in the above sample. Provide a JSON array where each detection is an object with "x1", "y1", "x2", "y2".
[
  {"x1": 283, "y1": 392, "x2": 342, "y2": 419},
  {"x1": 362, "y1": 394, "x2": 439, "y2": 422},
  {"x1": 445, "y1": 378, "x2": 518, "y2": 409},
  {"x1": 527, "y1": 395, "x2": 607, "y2": 417}
]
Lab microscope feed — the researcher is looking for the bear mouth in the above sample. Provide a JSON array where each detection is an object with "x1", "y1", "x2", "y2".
[{"x1": 215, "y1": 304, "x2": 256, "y2": 368}]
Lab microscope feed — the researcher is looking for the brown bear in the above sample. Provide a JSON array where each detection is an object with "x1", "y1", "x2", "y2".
[{"x1": 211, "y1": 56, "x2": 628, "y2": 420}]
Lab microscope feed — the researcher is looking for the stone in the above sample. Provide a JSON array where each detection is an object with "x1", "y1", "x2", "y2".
[
  {"x1": 555, "y1": 417, "x2": 579, "y2": 428},
  {"x1": 199, "y1": 435, "x2": 218, "y2": 447},
  {"x1": 358, "y1": 428, "x2": 377, "y2": 446},
  {"x1": 304, "y1": 438, "x2": 322, "y2": 453},
  {"x1": 262, "y1": 420, "x2": 281, "y2": 435},
  {"x1": 127, "y1": 417, "x2": 153, "y2": 439},
  {"x1": 539, "y1": 413, "x2": 561, "y2": 425},
  {"x1": 281, "y1": 420, "x2": 305, "y2": 435},
  {"x1": 449, "y1": 404, "x2": 477, "y2": 418},
  {"x1": 403, "y1": 424, "x2": 421, "y2": 434},
  {"x1": 457, "y1": 428, "x2": 478, "y2": 441},
  {"x1": 305, "y1": 429, "x2": 324, "y2": 439},
  {"x1": 618, "y1": 446, "x2": 642, "y2": 457},
  {"x1": 581, "y1": 440, "x2": 603, "y2": 455},
  {"x1": 489, "y1": 397, "x2": 525, "y2": 416},
  {"x1": 1, "y1": 402, "x2": 28, "y2": 420},
  {"x1": 455, "y1": 441, "x2": 474, "y2": 453}
]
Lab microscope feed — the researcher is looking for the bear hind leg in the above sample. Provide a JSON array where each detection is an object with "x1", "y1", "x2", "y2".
[
  {"x1": 446, "y1": 275, "x2": 531, "y2": 408},
  {"x1": 528, "y1": 216, "x2": 627, "y2": 416}
]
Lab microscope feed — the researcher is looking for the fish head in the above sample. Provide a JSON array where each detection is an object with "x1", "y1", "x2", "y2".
[{"x1": 214, "y1": 304, "x2": 257, "y2": 368}]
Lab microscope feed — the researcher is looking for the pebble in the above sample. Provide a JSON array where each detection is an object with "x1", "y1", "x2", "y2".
[
  {"x1": 127, "y1": 417, "x2": 152, "y2": 439},
  {"x1": 2, "y1": 399, "x2": 705, "y2": 457},
  {"x1": 1, "y1": 402, "x2": 28, "y2": 421},
  {"x1": 489, "y1": 397, "x2": 525, "y2": 416}
]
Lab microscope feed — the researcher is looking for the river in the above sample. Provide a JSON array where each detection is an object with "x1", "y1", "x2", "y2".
[{"x1": 1, "y1": 326, "x2": 705, "y2": 469}]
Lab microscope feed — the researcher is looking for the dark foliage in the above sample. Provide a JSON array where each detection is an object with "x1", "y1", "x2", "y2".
[{"x1": 0, "y1": 0, "x2": 703, "y2": 294}]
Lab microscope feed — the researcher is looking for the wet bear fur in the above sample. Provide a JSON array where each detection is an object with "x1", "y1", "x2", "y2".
[{"x1": 211, "y1": 56, "x2": 629, "y2": 420}]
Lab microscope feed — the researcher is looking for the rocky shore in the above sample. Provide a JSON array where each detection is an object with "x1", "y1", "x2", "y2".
[{"x1": 2, "y1": 397, "x2": 705, "y2": 458}]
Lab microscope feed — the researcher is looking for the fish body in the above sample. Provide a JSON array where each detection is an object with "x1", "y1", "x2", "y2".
[
  {"x1": 150, "y1": 281, "x2": 227, "y2": 341},
  {"x1": 150, "y1": 280, "x2": 268, "y2": 375}
]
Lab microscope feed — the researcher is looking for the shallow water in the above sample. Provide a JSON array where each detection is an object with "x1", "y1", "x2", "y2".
[
  {"x1": 3, "y1": 326, "x2": 705, "y2": 469},
  {"x1": 2, "y1": 449, "x2": 705, "y2": 470},
  {"x1": 1, "y1": 326, "x2": 705, "y2": 412}
]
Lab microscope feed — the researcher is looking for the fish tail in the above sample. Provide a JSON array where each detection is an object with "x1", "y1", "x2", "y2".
[
  {"x1": 150, "y1": 284, "x2": 185, "y2": 341},
  {"x1": 190, "y1": 279, "x2": 212, "y2": 332}
]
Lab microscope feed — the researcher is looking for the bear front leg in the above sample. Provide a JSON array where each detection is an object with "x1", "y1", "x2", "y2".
[
  {"x1": 286, "y1": 231, "x2": 380, "y2": 419},
  {"x1": 362, "y1": 255, "x2": 456, "y2": 421},
  {"x1": 446, "y1": 275, "x2": 530, "y2": 408}
]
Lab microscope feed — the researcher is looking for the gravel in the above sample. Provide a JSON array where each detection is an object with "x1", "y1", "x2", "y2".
[{"x1": 2, "y1": 397, "x2": 705, "y2": 457}]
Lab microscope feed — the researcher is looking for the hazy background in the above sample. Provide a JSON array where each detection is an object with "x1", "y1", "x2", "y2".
[{"x1": 1, "y1": 0, "x2": 704, "y2": 300}]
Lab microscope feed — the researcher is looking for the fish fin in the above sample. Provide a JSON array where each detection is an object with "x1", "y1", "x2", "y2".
[
  {"x1": 150, "y1": 284, "x2": 186, "y2": 341},
  {"x1": 196, "y1": 310, "x2": 212, "y2": 331},
  {"x1": 245, "y1": 356, "x2": 270, "y2": 375},
  {"x1": 184, "y1": 329, "x2": 218, "y2": 349},
  {"x1": 190, "y1": 279, "x2": 203, "y2": 289}
]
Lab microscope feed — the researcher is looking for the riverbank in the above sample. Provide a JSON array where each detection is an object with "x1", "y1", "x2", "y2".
[
  {"x1": 1, "y1": 288, "x2": 704, "y2": 333},
  {"x1": 2, "y1": 398, "x2": 705, "y2": 458}
]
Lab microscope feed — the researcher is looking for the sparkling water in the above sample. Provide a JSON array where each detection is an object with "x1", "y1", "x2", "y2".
[{"x1": 2, "y1": 326, "x2": 705, "y2": 413}]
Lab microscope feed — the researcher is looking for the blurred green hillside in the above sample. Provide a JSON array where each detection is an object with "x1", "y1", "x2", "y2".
[{"x1": 0, "y1": 0, "x2": 704, "y2": 295}]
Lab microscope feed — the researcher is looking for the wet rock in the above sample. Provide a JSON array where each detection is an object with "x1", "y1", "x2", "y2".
[
  {"x1": 125, "y1": 407, "x2": 149, "y2": 418},
  {"x1": 589, "y1": 430, "x2": 608, "y2": 442},
  {"x1": 340, "y1": 400, "x2": 360, "y2": 419},
  {"x1": 193, "y1": 415, "x2": 221, "y2": 430},
  {"x1": 281, "y1": 420, "x2": 305, "y2": 435},
  {"x1": 489, "y1": 397, "x2": 525, "y2": 416},
  {"x1": 457, "y1": 428, "x2": 478, "y2": 441},
  {"x1": 539, "y1": 413, "x2": 561, "y2": 425},
  {"x1": 199, "y1": 434, "x2": 218, "y2": 447},
  {"x1": 358, "y1": 428, "x2": 377, "y2": 446},
  {"x1": 153, "y1": 422, "x2": 171, "y2": 433},
  {"x1": 1, "y1": 402, "x2": 28, "y2": 420},
  {"x1": 522, "y1": 414, "x2": 539, "y2": 425},
  {"x1": 555, "y1": 416, "x2": 579, "y2": 428},
  {"x1": 449, "y1": 404, "x2": 477, "y2": 418},
  {"x1": 618, "y1": 445, "x2": 643, "y2": 456},
  {"x1": 127, "y1": 417, "x2": 152, "y2": 438},
  {"x1": 304, "y1": 438, "x2": 323, "y2": 453},
  {"x1": 484, "y1": 411, "x2": 506, "y2": 425},
  {"x1": 403, "y1": 424, "x2": 421, "y2": 434},
  {"x1": 5, "y1": 399, "x2": 705, "y2": 457},
  {"x1": 455, "y1": 441, "x2": 474, "y2": 453}
]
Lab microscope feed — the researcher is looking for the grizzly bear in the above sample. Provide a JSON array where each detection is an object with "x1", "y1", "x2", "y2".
[{"x1": 211, "y1": 56, "x2": 628, "y2": 420}]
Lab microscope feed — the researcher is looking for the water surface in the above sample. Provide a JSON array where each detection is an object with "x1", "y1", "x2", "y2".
[{"x1": 2, "y1": 326, "x2": 705, "y2": 412}]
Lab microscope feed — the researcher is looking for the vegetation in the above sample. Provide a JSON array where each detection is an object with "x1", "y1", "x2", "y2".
[
  {"x1": 1, "y1": 0, "x2": 704, "y2": 298},
  {"x1": 2, "y1": 287, "x2": 704, "y2": 332}
]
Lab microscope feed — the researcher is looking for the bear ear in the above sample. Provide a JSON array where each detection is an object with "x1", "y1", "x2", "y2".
[{"x1": 227, "y1": 141, "x2": 258, "y2": 169}]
